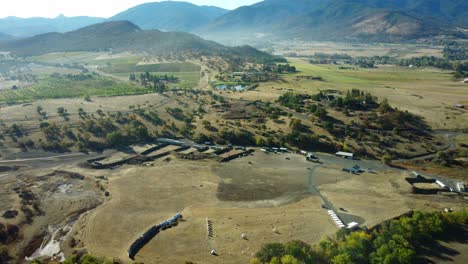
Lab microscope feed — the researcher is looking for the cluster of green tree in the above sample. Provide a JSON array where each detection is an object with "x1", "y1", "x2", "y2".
[
  {"x1": 36, "y1": 106, "x2": 48, "y2": 120},
  {"x1": 309, "y1": 53, "x2": 394, "y2": 68},
  {"x1": 215, "y1": 71, "x2": 278, "y2": 84},
  {"x1": 209, "y1": 92, "x2": 226, "y2": 103},
  {"x1": 252, "y1": 209, "x2": 468, "y2": 264},
  {"x1": 166, "y1": 107, "x2": 189, "y2": 122},
  {"x1": 105, "y1": 119, "x2": 150, "y2": 147},
  {"x1": 218, "y1": 128, "x2": 256, "y2": 146},
  {"x1": 264, "y1": 64, "x2": 297, "y2": 74},
  {"x1": 130, "y1": 72, "x2": 178, "y2": 93},
  {"x1": 38, "y1": 122, "x2": 73, "y2": 152},
  {"x1": 133, "y1": 109, "x2": 165, "y2": 126},
  {"x1": 3, "y1": 123, "x2": 25, "y2": 139},
  {"x1": 57, "y1": 107, "x2": 70, "y2": 121},
  {"x1": 433, "y1": 147, "x2": 468, "y2": 167},
  {"x1": 453, "y1": 62, "x2": 468, "y2": 79},
  {"x1": 397, "y1": 56, "x2": 453, "y2": 70},
  {"x1": 324, "y1": 89, "x2": 378, "y2": 111},
  {"x1": 309, "y1": 52, "x2": 467, "y2": 78},
  {"x1": 30, "y1": 254, "x2": 115, "y2": 264},
  {"x1": 0, "y1": 223, "x2": 19, "y2": 245},
  {"x1": 443, "y1": 42, "x2": 467, "y2": 61},
  {"x1": 0, "y1": 222, "x2": 20, "y2": 263},
  {"x1": 263, "y1": 105, "x2": 287, "y2": 120},
  {"x1": 282, "y1": 132, "x2": 331, "y2": 152},
  {"x1": 375, "y1": 106, "x2": 428, "y2": 131},
  {"x1": 313, "y1": 90, "x2": 428, "y2": 132},
  {"x1": 50, "y1": 72, "x2": 95, "y2": 81},
  {"x1": 277, "y1": 92, "x2": 309, "y2": 111}
]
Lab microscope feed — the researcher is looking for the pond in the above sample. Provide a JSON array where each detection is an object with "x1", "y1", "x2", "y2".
[{"x1": 214, "y1": 84, "x2": 249, "y2": 91}]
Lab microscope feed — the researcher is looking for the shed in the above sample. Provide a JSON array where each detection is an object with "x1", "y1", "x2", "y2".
[{"x1": 336, "y1": 151, "x2": 354, "y2": 159}]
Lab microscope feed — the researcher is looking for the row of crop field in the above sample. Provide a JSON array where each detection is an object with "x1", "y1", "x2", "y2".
[
  {"x1": 0, "y1": 76, "x2": 153, "y2": 102},
  {"x1": 101, "y1": 62, "x2": 201, "y2": 74}
]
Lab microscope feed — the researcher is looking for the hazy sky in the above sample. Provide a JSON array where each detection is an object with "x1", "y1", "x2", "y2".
[{"x1": 0, "y1": 0, "x2": 262, "y2": 18}]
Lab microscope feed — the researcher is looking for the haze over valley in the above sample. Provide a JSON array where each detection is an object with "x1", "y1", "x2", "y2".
[{"x1": 0, "y1": 1, "x2": 467, "y2": 264}]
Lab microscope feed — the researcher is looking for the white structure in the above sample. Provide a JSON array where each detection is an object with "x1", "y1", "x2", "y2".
[
  {"x1": 457, "y1": 182, "x2": 465, "y2": 193},
  {"x1": 411, "y1": 171, "x2": 420, "y2": 177},
  {"x1": 335, "y1": 151, "x2": 354, "y2": 159},
  {"x1": 347, "y1": 222, "x2": 359, "y2": 229},
  {"x1": 436, "y1": 180, "x2": 447, "y2": 188},
  {"x1": 327, "y1": 210, "x2": 345, "y2": 228}
]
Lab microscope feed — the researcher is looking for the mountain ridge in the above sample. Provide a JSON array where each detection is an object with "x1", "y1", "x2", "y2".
[
  {"x1": 0, "y1": 15, "x2": 105, "y2": 37},
  {"x1": 108, "y1": 1, "x2": 228, "y2": 32},
  {"x1": 0, "y1": 21, "x2": 281, "y2": 64},
  {"x1": 199, "y1": 0, "x2": 467, "y2": 42}
]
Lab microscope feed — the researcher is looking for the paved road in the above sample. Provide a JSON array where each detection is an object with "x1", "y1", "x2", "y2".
[{"x1": 306, "y1": 162, "x2": 366, "y2": 226}]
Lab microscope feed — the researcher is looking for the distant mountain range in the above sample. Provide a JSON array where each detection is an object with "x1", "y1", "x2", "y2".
[
  {"x1": 0, "y1": 15, "x2": 105, "y2": 37},
  {"x1": 0, "y1": 0, "x2": 466, "y2": 43},
  {"x1": 199, "y1": 0, "x2": 468, "y2": 42},
  {"x1": 0, "y1": 21, "x2": 279, "y2": 64},
  {"x1": 108, "y1": 1, "x2": 227, "y2": 32},
  {"x1": 0, "y1": 32, "x2": 13, "y2": 42}
]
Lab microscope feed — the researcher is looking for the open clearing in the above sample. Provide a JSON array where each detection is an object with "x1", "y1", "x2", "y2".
[{"x1": 64, "y1": 150, "x2": 465, "y2": 264}]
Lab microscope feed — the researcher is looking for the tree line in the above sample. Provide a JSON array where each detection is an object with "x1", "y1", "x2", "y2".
[
  {"x1": 129, "y1": 72, "x2": 179, "y2": 93},
  {"x1": 251, "y1": 209, "x2": 468, "y2": 264},
  {"x1": 308, "y1": 51, "x2": 467, "y2": 78}
]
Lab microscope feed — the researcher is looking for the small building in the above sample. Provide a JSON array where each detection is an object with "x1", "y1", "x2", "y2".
[
  {"x1": 455, "y1": 104, "x2": 465, "y2": 109},
  {"x1": 464, "y1": 78, "x2": 468, "y2": 83},
  {"x1": 336, "y1": 151, "x2": 354, "y2": 159},
  {"x1": 457, "y1": 182, "x2": 465, "y2": 193}
]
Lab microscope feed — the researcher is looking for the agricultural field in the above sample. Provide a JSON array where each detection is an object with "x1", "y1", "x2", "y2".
[
  {"x1": 25, "y1": 52, "x2": 203, "y2": 90},
  {"x1": 0, "y1": 75, "x2": 150, "y2": 102},
  {"x1": 224, "y1": 58, "x2": 468, "y2": 130},
  {"x1": 272, "y1": 41, "x2": 445, "y2": 58},
  {"x1": 101, "y1": 62, "x2": 201, "y2": 90}
]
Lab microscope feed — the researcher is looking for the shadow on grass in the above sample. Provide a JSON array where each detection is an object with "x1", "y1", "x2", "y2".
[{"x1": 415, "y1": 226, "x2": 468, "y2": 263}]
